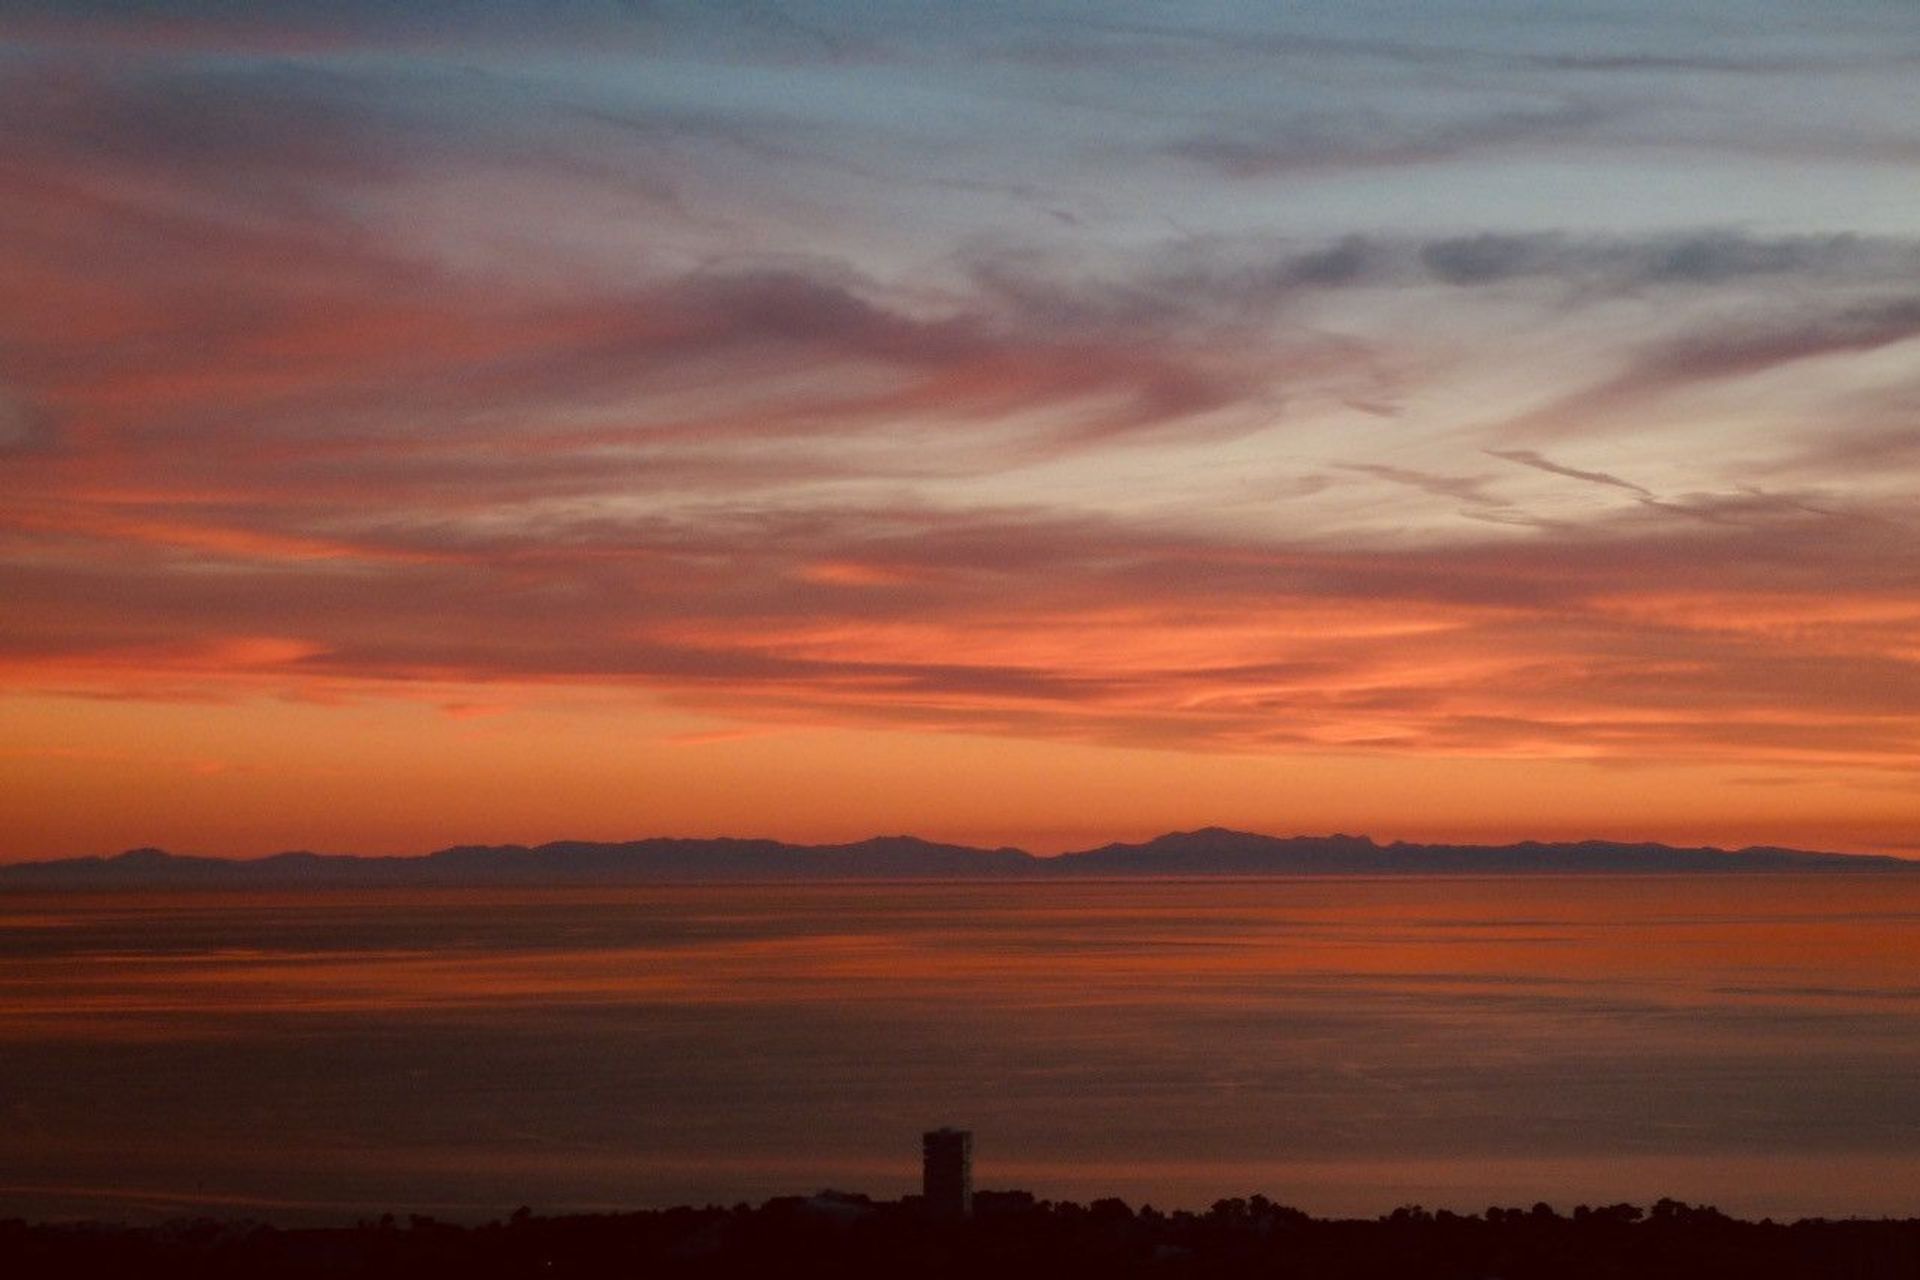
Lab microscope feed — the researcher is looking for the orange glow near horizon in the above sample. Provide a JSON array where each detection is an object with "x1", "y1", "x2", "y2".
[{"x1": 4, "y1": 685, "x2": 1916, "y2": 861}]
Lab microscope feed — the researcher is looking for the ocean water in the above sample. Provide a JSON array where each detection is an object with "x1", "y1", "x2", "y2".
[{"x1": 2, "y1": 876, "x2": 1917, "y2": 1223}]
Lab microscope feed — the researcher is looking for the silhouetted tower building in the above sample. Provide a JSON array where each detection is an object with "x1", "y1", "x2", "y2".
[{"x1": 922, "y1": 1127, "x2": 972, "y2": 1218}]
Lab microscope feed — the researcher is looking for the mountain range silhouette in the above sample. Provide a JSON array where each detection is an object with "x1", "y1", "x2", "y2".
[{"x1": 2, "y1": 827, "x2": 1910, "y2": 887}]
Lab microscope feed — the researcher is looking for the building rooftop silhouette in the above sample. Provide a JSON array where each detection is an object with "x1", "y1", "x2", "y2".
[{"x1": 921, "y1": 1127, "x2": 972, "y2": 1218}]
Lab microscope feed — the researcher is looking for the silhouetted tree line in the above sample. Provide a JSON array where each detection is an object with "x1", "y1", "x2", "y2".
[{"x1": 4, "y1": 1192, "x2": 1918, "y2": 1278}]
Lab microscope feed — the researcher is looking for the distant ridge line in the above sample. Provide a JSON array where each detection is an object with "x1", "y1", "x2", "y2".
[{"x1": 1, "y1": 826, "x2": 1912, "y2": 887}]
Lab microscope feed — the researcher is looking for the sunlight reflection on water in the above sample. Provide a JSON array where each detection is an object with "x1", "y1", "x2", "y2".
[{"x1": 3, "y1": 877, "x2": 1917, "y2": 1222}]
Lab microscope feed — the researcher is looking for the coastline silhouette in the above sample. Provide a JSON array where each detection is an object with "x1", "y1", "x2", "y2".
[{"x1": 7, "y1": 1188, "x2": 1917, "y2": 1278}]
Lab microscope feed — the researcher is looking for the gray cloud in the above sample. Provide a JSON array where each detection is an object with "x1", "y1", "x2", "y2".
[
  {"x1": 1775, "y1": 423, "x2": 1920, "y2": 476},
  {"x1": 1633, "y1": 297, "x2": 1920, "y2": 387},
  {"x1": 1487, "y1": 449, "x2": 1652, "y2": 498},
  {"x1": 1631, "y1": 487, "x2": 1888, "y2": 530},
  {"x1": 1499, "y1": 295, "x2": 1920, "y2": 439},
  {"x1": 1338, "y1": 463, "x2": 1503, "y2": 508},
  {"x1": 1170, "y1": 101, "x2": 1602, "y2": 178},
  {"x1": 0, "y1": 390, "x2": 57, "y2": 456},
  {"x1": 1420, "y1": 231, "x2": 1919, "y2": 289},
  {"x1": 972, "y1": 232, "x2": 1920, "y2": 344}
]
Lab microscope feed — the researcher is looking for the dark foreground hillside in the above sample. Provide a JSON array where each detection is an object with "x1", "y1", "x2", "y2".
[{"x1": 6, "y1": 1193, "x2": 1919, "y2": 1279}]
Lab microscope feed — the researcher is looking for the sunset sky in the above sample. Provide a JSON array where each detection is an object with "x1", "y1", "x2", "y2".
[{"x1": 3, "y1": 1, "x2": 1918, "y2": 859}]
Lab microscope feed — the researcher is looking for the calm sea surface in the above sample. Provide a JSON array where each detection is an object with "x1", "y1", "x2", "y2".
[{"x1": 3, "y1": 877, "x2": 1918, "y2": 1223}]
